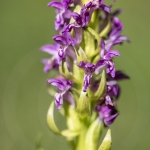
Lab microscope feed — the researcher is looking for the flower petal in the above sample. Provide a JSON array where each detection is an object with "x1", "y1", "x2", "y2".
[
  {"x1": 47, "y1": 1, "x2": 64, "y2": 9},
  {"x1": 104, "y1": 113, "x2": 118, "y2": 126},
  {"x1": 104, "y1": 50, "x2": 120, "y2": 59},
  {"x1": 53, "y1": 35, "x2": 68, "y2": 45},
  {"x1": 100, "y1": 4, "x2": 110, "y2": 13},
  {"x1": 47, "y1": 79, "x2": 66, "y2": 91},
  {"x1": 54, "y1": 93, "x2": 64, "y2": 109},
  {"x1": 40, "y1": 44, "x2": 58, "y2": 55}
]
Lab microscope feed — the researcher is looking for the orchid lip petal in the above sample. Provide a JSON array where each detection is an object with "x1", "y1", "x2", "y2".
[{"x1": 54, "y1": 93, "x2": 63, "y2": 110}]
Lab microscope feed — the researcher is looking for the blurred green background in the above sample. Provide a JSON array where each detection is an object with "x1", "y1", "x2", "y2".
[{"x1": 0, "y1": 0, "x2": 150, "y2": 149}]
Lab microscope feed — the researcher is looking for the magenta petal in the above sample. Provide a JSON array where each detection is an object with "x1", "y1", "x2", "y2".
[
  {"x1": 63, "y1": 10, "x2": 72, "y2": 18},
  {"x1": 114, "y1": 35, "x2": 130, "y2": 45},
  {"x1": 62, "y1": 23, "x2": 75, "y2": 33},
  {"x1": 104, "y1": 113, "x2": 119, "y2": 126},
  {"x1": 74, "y1": 27, "x2": 82, "y2": 44},
  {"x1": 78, "y1": 61, "x2": 86, "y2": 69},
  {"x1": 47, "y1": 79, "x2": 66, "y2": 91},
  {"x1": 106, "y1": 61, "x2": 115, "y2": 78},
  {"x1": 114, "y1": 70, "x2": 130, "y2": 80},
  {"x1": 100, "y1": 4, "x2": 111, "y2": 13},
  {"x1": 95, "y1": 59, "x2": 105, "y2": 69},
  {"x1": 54, "y1": 93, "x2": 63, "y2": 109},
  {"x1": 83, "y1": 74, "x2": 92, "y2": 92},
  {"x1": 72, "y1": 12, "x2": 82, "y2": 26},
  {"x1": 104, "y1": 50, "x2": 120, "y2": 59},
  {"x1": 53, "y1": 35, "x2": 67, "y2": 45},
  {"x1": 42, "y1": 59, "x2": 52, "y2": 72},
  {"x1": 47, "y1": 1, "x2": 64, "y2": 9},
  {"x1": 40, "y1": 44, "x2": 58, "y2": 55}
]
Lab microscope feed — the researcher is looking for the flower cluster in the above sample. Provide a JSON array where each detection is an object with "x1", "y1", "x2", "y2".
[{"x1": 41, "y1": 0, "x2": 129, "y2": 129}]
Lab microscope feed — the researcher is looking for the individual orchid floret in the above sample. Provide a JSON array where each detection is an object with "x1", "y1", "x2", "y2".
[
  {"x1": 41, "y1": 58, "x2": 59, "y2": 73},
  {"x1": 107, "y1": 81, "x2": 120, "y2": 99},
  {"x1": 72, "y1": 0, "x2": 110, "y2": 27},
  {"x1": 98, "y1": 0, "x2": 111, "y2": 13},
  {"x1": 47, "y1": 0, "x2": 73, "y2": 30},
  {"x1": 62, "y1": 23, "x2": 82, "y2": 44},
  {"x1": 101, "y1": 39, "x2": 120, "y2": 78},
  {"x1": 78, "y1": 60, "x2": 108, "y2": 92},
  {"x1": 107, "y1": 70, "x2": 129, "y2": 98},
  {"x1": 95, "y1": 59, "x2": 115, "y2": 77},
  {"x1": 72, "y1": 2, "x2": 95, "y2": 27},
  {"x1": 47, "y1": 78, "x2": 74, "y2": 109},
  {"x1": 100, "y1": 39, "x2": 120, "y2": 59},
  {"x1": 53, "y1": 33, "x2": 77, "y2": 63},
  {"x1": 78, "y1": 61, "x2": 96, "y2": 92},
  {"x1": 96, "y1": 101, "x2": 118, "y2": 126},
  {"x1": 105, "y1": 17, "x2": 129, "y2": 51},
  {"x1": 53, "y1": 32, "x2": 76, "y2": 46},
  {"x1": 40, "y1": 44, "x2": 60, "y2": 72},
  {"x1": 95, "y1": 39, "x2": 120, "y2": 77}
]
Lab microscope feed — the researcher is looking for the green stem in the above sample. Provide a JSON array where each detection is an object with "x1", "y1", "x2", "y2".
[{"x1": 75, "y1": 123, "x2": 88, "y2": 150}]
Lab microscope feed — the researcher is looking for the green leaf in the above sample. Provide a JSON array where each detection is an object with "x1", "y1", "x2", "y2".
[
  {"x1": 85, "y1": 27, "x2": 101, "y2": 58},
  {"x1": 99, "y1": 16, "x2": 111, "y2": 38},
  {"x1": 59, "y1": 60, "x2": 80, "y2": 84},
  {"x1": 76, "y1": 91, "x2": 90, "y2": 118},
  {"x1": 86, "y1": 27, "x2": 100, "y2": 45},
  {"x1": 47, "y1": 101, "x2": 60, "y2": 134},
  {"x1": 89, "y1": 10, "x2": 99, "y2": 32},
  {"x1": 83, "y1": 29, "x2": 95, "y2": 58},
  {"x1": 94, "y1": 70, "x2": 106, "y2": 100},
  {"x1": 65, "y1": 105, "x2": 81, "y2": 131},
  {"x1": 85, "y1": 119, "x2": 103, "y2": 150},
  {"x1": 47, "y1": 101, "x2": 80, "y2": 138},
  {"x1": 74, "y1": 46, "x2": 89, "y2": 64},
  {"x1": 61, "y1": 129, "x2": 80, "y2": 138},
  {"x1": 98, "y1": 129, "x2": 112, "y2": 150}
]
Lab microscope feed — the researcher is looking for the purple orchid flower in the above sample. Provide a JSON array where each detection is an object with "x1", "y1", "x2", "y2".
[
  {"x1": 47, "y1": 78, "x2": 74, "y2": 109},
  {"x1": 96, "y1": 101, "x2": 118, "y2": 126},
  {"x1": 53, "y1": 32, "x2": 77, "y2": 46},
  {"x1": 72, "y1": 0, "x2": 110, "y2": 27},
  {"x1": 78, "y1": 61, "x2": 95, "y2": 92},
  {"x1": 92, "y1": 70, "x2": 129, "y2": 100},
  {"x1": 95, "y1": 39, "x2": 120, "y2": 77},
  {"x1": 100, "y1": 39, "x2": 120, "y2": 59},
  {"x1": 40, "y1": 44, "x2": 60, "y2": 72},
  {"x1": 107, "y1": 70, "x2": 129, "y2": 98},
  {"x1": 62, "y1": 23, "x2": 82, "y2": 44},
  {"x1": 78, "y1": 61, "x2": 106, "y2": 92},
  {"x1": 105, "y1": 17, "x2": 129, "y2": 51},
  {"x1": 72, "y1": 2, "x2": 95, "y2": 27},
  {"x1": 107, "y1": 81, "x2": 120, "y2": 99},
  {"x1": 53, "y1": 33, "x2": 77, "y2": 63},
  {"x1": 47, "y1": 0, "x2": 73, "y2": 30}
]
